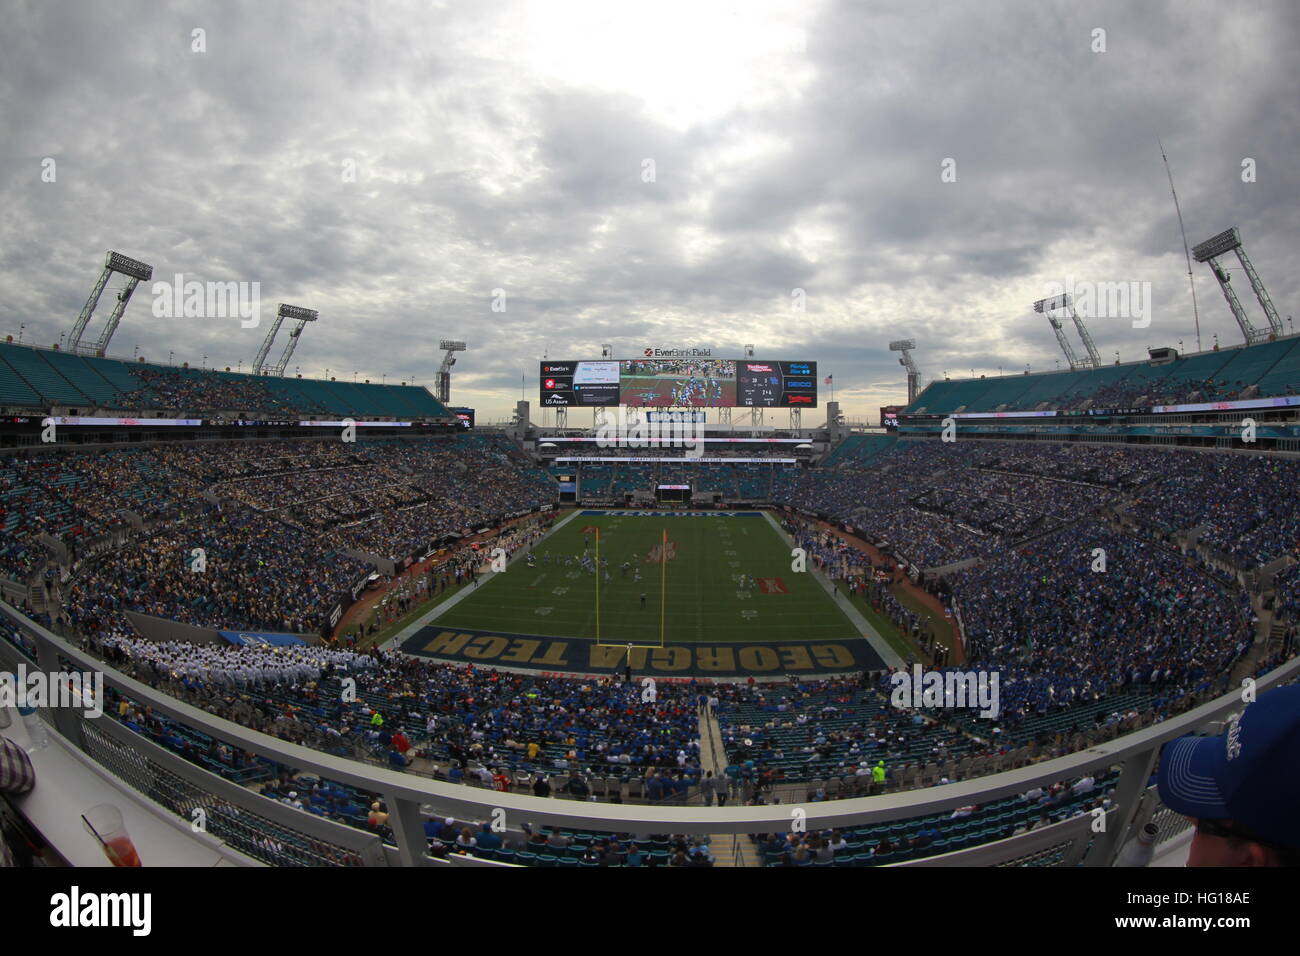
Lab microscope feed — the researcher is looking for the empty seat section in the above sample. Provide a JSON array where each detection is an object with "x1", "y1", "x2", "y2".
[
  {"x1": 0, "y1": 344, "x2": 92, "y2": 404},
  {"x1": 38, "y1": 349, "x2": 125, "y2": 405}
]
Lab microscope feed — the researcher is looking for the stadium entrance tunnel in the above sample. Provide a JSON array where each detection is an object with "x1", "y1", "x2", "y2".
[{"x1": 400, "y1": 627, "x2": 885, "y2": 679}]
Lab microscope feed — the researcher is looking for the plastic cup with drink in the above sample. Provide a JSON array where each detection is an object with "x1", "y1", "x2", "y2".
[{"x1": 81, "y1": 803, "x2": 142, "y2": 867}]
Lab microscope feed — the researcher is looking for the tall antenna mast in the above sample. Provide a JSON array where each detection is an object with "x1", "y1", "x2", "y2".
[{"x1": 1159, "y1": 138, "x2": 1202, "y2": 352}]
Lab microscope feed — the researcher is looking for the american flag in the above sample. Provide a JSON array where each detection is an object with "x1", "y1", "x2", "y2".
[{"x1": 824, "y1": 374, "x2": 833, "y2": 385}]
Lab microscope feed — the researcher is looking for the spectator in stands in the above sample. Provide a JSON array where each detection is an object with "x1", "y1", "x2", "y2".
[
  {"x1": 0, "y1": 733, "x2": 35, "y2": 867},
  {"x1": 1157, "y1": 685, "x2": 1300, "y2": 867},
  {"x1": 476, "y1": 822, "x2": 502, "y2": 851},
  {"x1": 456, "y1": 828, "x2": 477, "y2": 852},
  {"x1": 700, "y1": 770, "x2": 719, "y2": 806}
]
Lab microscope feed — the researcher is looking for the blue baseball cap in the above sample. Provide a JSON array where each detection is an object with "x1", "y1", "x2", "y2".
[{"x1": 1157, "y1": 685, "x2": 1300, "y2": 849}]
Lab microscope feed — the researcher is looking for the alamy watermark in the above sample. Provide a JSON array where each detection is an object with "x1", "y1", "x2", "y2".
[
  {"x1": 0, "y1": 663, "x2": 104, "y2": 718},
  {"x1": 1043, "y1": 277, "x2": 1152, "y2": 329},
  {"x1": 595, "y1": 407, "x2": 705, "y2": 459},
  {"x1": 890, "y1": 665, "x2": 1000, "y2": 719},
  {"x1": 151, "y1": 273, "x2": 261, "y2": 328}
]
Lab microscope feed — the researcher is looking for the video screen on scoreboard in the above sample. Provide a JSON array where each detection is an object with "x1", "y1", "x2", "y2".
[
  {"x1": 539, "y1": 361, "x2": 620, "y2": 406},
  {"x1": 737, "y1": 360, "x2": 818, "y2": 407},
  {"x1": 540, "y1": 358, "x2": 816, "y2": 406},
  {"x1": 619, "y1": 358, "x2": 736, "y2": 407}
]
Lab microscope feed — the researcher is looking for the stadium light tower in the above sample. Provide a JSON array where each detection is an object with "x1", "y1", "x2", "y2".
[
  {"x1": 437, "y1": 340, "x2": 466, "y2": 404},
  {"x1": 1033, "y1": 297, "x2": 1084, "y2": 370},
  {"x1": 253, "y1": 304, "x2": 318, "y2": 376},
  {"x1": 889, "y1": 339, "x2": 921, "y2": 404},
  {"x1": 1033, "y1": 294, "x2": 1100, "y2": 368},
  {"x1": 66, "y1": 251, "x2": 154, "y2": 356},
  {"x1": 1192, "y1": 227, "x2": 1283, "y2": 345}
]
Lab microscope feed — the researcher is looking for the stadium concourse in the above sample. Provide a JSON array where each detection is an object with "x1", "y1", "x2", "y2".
[{"x1": 1, "y1": 341, "x2": 1299, "y2": 868}]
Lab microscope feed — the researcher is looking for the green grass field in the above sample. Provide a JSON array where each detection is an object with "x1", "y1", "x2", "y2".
[{"x1": 433, "y1": 512, "x2": 861, "y2": 645}]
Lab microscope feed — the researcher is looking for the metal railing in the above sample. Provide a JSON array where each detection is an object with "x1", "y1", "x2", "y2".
[{"x1": 3, "y1": 598, "x2": 1296, "y2": 867}]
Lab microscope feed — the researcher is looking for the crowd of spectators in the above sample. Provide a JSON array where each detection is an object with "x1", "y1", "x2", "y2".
[
  {"x1": 7, "y1": 430, "x2": 1297, "y2": 843},
  {"x1": 770, "y1": 438, "x2": 1300, "y2": 572},
  {"x1": 63, "y1": 504, "x2": 371, "y2": 636},
  {"x1": 0, "y1": 449, "x2": 209, "y2": 583},
  {"x1": 125, "y1": 366, "x2": 319, "y2": 414},
  {"x1": 4, "y1": 436, "x2": 554, "y2": 636},
  {"x1": 79, "y1": 630, "x2": 706, "y2": 782},
  {"x1": 941, "y1": 521, "x2": 1255, "y2": 721},
  {"x1": 1273, "y1": 562, "x2": 1300, "y2": 624},
  {"x1": 1064, "y1": 373, "x2": 1241, "y2": 411},
  {"x1": 1129, "y1": 452, "x2": 1300, "y2": 567},
  {"x1": 196, "y1": 437, "x2": 556, "y2": 561},
  {"x1": 98, "y1": 633, "x2": 376, "y2": 688}
]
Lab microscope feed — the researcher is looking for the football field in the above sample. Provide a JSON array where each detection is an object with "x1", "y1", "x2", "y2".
[{"x1": 433, "y1": 511, "x2": 860, "y2": 646}]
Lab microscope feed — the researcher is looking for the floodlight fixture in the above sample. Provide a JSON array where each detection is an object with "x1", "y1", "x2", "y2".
[
  {"x1": 277, "y1": 304, "x2": 318, "y2": 323},
  {"x1": 437, "y1": 340, "x2": 468, "y2": 404},
  {"x1": 889, "y1": 338, "x2": 921, "y2": 404},
  {"x1": 1191, "y1": 227, "x2": 1282, "y2": 344},
  {"x1": 105, "y1": 251, "x2": 154, "y2": 282},
  {"x1": 1032, "y1": 293, "x2": 1071, "y2": 314},
  {"x1": 66, "y1": 249, "x2": 155, "y2": 355},
  {"x1": 1035, "y1": 293, "x2": 1099, "y2": 368},
  {"x1": 253, "y1": 303, "x2": 319, "y2": 376},
  {"x1": 1191, "y1": 227, "x2": 1242, "y2": 263}
]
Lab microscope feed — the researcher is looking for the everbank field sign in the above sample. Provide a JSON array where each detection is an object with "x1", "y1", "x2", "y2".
[{"x1": 641, "y1": 347, "x2": 714, "y2": 357}]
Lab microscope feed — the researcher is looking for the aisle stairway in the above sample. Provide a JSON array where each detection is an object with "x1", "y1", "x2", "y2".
[{"x1": 698, "y1": 703, "x2": 761, "y2": 866}]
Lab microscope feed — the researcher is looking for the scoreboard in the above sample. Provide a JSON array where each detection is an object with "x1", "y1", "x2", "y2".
[
  {"x1": 737, "y1": 361, "x2": 818, "y2": 407},
  {"x1": 880, "y1": 405, "x2": 902, "y2": 429},
  {"x1": 540, "y1": 361, "x2": 620, "y2": 407},
  {"x1": 542, "y1": 358, "x2": 817, "y2": 407}
]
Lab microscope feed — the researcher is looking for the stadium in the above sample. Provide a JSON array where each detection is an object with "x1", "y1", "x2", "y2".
[
  {"x1": 3, "y1": 260, "x2": 1298, "y2": 876},
  {"x1": 2, "y1": 3, "x2": 1298, "y2": 933}
]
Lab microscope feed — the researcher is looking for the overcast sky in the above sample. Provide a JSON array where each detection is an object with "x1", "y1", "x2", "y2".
[{"x1": 2, "y1": 0, "x2": 1297, "y2": 423}]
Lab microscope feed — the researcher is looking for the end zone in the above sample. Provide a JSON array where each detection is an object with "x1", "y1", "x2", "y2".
[{"x1": 400, "y1": 626, "x2": 885, "y2": 679}]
